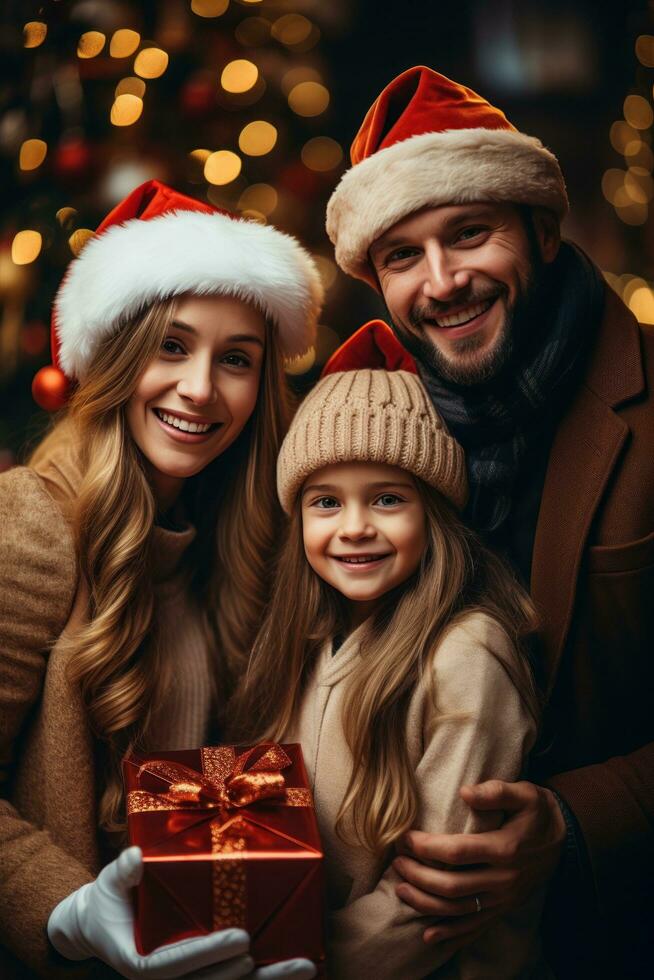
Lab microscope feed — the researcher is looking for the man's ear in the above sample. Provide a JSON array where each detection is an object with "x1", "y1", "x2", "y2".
[{"x1": 532, "y1": 207, "x2": 561, "y2": 264}]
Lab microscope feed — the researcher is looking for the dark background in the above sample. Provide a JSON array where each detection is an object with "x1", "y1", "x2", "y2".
[{"x1": 1, "y1": 0, "x2": 652, "y2": 464}]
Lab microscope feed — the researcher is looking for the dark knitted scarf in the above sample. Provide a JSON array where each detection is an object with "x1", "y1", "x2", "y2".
[{"x1": 396, "y1": 242, "x2": 605, "y2": 533}]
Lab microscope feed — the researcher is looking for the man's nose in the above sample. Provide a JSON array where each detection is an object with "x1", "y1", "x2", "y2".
[
  {"x1": 422, "y1": 243, "x2": 471, "y2": 302},
  {"x1": 176, "y1": 358, "x2": 218, "y2": 405}
]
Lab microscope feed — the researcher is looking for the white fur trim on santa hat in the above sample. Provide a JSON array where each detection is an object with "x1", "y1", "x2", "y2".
[
  {"x1": 55, "y1": 209, "x2": 323, "y2": 378},
  {"x1": 326, "y1": 127, "x2": 568, "y2": 287}
]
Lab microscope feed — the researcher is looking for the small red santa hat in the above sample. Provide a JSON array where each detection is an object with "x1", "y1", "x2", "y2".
[
  {"x1": 33, "y1": 179, "x2": 323, "y2": 410},
  {"x1": 326, "y1": 66, "x2": 568, "y2": 289}
]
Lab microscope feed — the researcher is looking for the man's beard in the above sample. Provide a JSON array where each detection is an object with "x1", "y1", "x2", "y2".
[{"x1": 394, "y1": 263, "x2": 546, "y2": 387}]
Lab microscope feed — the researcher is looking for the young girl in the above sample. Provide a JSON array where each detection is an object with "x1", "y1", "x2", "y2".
[
  {"x1": 0, "y1": 180, "x2": 321, "y2": 980},
  {"x1": 232, "y1": 369, "x2": 546, "y2": 979}
]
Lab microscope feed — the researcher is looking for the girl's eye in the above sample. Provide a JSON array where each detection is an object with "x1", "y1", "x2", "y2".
[
  {"x1": 161, "y1": 337, "x2": 186, "y2": 355},
  {"x1": 313, "y1": 496, "x2": 340, "y2": 509},
  {"x1": 222, "y1": 352, "x2": 251, "y2": 368},
  {"x1": 375, "y1": 493, "x2": 403, "y2": 507}
]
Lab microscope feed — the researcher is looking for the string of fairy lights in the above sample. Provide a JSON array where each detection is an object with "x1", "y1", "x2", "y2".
[
  {"x1": 603, "y1": 31, "x2": 654, "y2": 324},
  {"x1": 5, "y1": 0, "x2": 348, "y2": 412}
]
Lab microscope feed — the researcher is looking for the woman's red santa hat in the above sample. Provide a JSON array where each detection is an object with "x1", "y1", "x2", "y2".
[
  {"x1": 326, "y1": 65, "x2": 569, "y2": 290},
  {"x1": 33, "y1": 179, "x2": 323, "y2": 410}
]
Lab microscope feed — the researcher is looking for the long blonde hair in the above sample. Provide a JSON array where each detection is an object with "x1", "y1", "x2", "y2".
[
  {"x1": 230, "y1": 480, "x2": 539, "y2": 855},
  {"x1": 30, "y1": 298, "x2": 292, "y2": 834}
]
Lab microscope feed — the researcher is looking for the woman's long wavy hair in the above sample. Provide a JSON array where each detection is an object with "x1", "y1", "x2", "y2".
[
  {"x1": 230, "y1": 480, "x2": 539, "y2": 856},
  {"x1": 30, "y1": 297, "x2": 292, "y2": 835}
]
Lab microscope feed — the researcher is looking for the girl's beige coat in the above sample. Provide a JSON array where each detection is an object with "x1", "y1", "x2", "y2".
[{"x1": 285, "y1": 618, "x2": 546, "y2": 979}]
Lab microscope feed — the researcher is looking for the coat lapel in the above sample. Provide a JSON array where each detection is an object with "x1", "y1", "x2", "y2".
[{"x1": 531, "y1": 288, "x2": 644, "y2": 695}]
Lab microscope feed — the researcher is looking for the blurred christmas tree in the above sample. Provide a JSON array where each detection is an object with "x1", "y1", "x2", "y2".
[{"x1": 0, "y1": 0, "x2": 353, "y2": 466}]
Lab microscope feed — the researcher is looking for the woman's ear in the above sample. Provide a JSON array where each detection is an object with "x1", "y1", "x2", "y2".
[{"x1": 532, "y1": 207, "x2": 561, "y2": 264}]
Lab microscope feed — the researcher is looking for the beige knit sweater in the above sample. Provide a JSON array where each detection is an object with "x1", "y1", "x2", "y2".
[
  {"x1": 0, "y1": 444, "x2": 215, "y2": 977},
  {"x1": 285, "y1": 614, "x2": 548, "y2": 979}
]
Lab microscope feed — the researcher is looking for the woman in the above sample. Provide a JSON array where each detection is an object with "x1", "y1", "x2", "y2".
[{"x1": 0, "y1": 180, "x2": 321, "y2": 979}]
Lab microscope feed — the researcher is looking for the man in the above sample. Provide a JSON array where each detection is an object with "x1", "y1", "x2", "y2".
[{"x1": 323, "y1": 66, "x2": 654, "y2": 978}]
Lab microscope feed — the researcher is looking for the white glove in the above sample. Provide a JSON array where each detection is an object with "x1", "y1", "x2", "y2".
[{"x1": 47, "y1": 846, "x2": 316, "y2": 980}]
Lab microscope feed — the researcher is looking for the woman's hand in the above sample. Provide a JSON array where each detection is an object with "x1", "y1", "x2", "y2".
[
  {"x1": 47, "y1": 846, "x2": 316, "y2": 979},
  {"x1": 393, "y1": 780, "x2": 566, "y2": 948}
]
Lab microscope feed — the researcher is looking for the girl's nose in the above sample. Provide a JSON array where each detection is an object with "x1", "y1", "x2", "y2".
[{"x1": 338, "y1": 506, "x2": 375, "y2": 540}]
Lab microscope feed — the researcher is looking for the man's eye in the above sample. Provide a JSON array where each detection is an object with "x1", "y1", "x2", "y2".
[
  {"x1": 386, "y1": 247, "x2": 419, "y2": 265},
  {"x1": 456, "y1": 227, "x2": 485, "y2": 243},
  {"x1": 161, "y1": 338, "x2": 185, "y2": 355},
  {"x1": 375, "y1": 493, "x2": 403, "y2": 506},
  {"x1": 222, "y1": 352, "x2": 251, "y2": 368},
  {"x1": 313, "y1": 496, "x2": 339, "y2": 509}
]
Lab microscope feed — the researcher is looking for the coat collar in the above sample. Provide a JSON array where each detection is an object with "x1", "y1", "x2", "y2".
[{"x1": 531, "y1": 286, "x2": 644, "y2": 695}]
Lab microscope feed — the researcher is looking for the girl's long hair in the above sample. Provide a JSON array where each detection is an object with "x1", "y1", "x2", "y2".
[
  {"x1": 30, "y1": 298, "x2": 292, "y2": 834},
  {"x1": 230, "y1": 481, "x2": 539, "y2": 855}
]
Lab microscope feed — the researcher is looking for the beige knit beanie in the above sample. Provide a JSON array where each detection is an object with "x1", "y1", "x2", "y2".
[{"x1": 277, "y1": 370, "x2": 468, "y2": 514}]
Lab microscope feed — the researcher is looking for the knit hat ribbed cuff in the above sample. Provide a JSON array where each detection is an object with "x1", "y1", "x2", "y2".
[{"x1": 277, "y1": 370, "x2": 468, "y2": 513}]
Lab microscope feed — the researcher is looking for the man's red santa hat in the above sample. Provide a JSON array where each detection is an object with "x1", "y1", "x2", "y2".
[
  {"x1": 33, "y1": 179, "x2": 323, "y2": 410},
  {"x1": 326, "y1": 65, "x2": 568, "y2": 290}
]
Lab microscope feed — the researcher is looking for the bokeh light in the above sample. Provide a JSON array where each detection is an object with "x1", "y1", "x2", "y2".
[
  {"x1": 110, "y1": 94, "x2": 144, "y2": 126},
  {"x1": 191, "y1": 0, "x2": 230, "y2": 16},
  {"x1": 288, "y1": 81, "x2": 330, "y2": 117},
  {"x1": 238, "y1": 183, "x2": 278, "y2": 216},
  {"x1": 19, "y1": 138, "x2": 47, "y2": 171},
  {"x1": 281, "y1": 67, "x2": 322, "y2": 97},
  {"x1": 68, "y1": 229, "x2": 94, "y2": 257},
  {"x1": 601, "y1": 169, "x2": 625, "y2": 203},
  {"x1": 624, "y1": 140, "x2": 654, "y2": 170},
  {"x1": 312, "y1": 256, "x2": 338, "y2": 291},
  {"x1": 629, "y1": 286, "x2": 654, "y2": 322},
  {"x1": 272, "y1": 14, "x2": 313, "y2": 46},
  {"x1": 301, "y1": 137, "x2": 343, "y2": 172},
  {"x1": 238, "y1": 121, "x2": 277, "y2": 156},
  {"x1": 23, "y1": 22, "x2": 47, "y2": 48},
  {"x1": 623, "y1": 95, "x2": 654, "y2": 130},
  {"x1": 204, "y1": 150, "x2": 242, "y2": 185},
  {"x1": 284, "y1": 347, "x2": 316, "y2": 375},
  {"x1": 134, "y1": 48, "x2": 169, "y2": 79},
  {"x1": 635, "y1": 35, "x2": 654, "y2": 68},
  {"x1": 115, "y1": 77, "x2": 146, "y2": 99},
  {"x1": 110, "y1": 29, "x2": 141, "y2": 58},
  {"x1": 12, "y1": 230, "x2": 42, "y2": 265},
  {"x1": 56, "y1": 207, "x2": 77, "y2": 229},
  {"x1": 221, "y1": 59, "x2": 258, "y2": 93},
  {"x1": 77, "y1": 32, "x2": 106, "y2": 59},
  {"x1": 609, "y1": 121, "x2": 639, "y2": 154}
]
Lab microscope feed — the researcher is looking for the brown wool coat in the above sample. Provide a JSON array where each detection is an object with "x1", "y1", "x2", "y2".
[
  {"x1": 0, "y1": 452, "x2": 99, "y2": 978},
  {"x1": 527, "y1": 288, "x2": 654, "y2": 976}
]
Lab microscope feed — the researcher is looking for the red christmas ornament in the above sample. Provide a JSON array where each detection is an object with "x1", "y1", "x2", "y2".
[
  {"x1": 53, "y1": 137, "x2": 92, "y2": 180},
  {"x1": 32, "y1": 365, "x2": 70, "y2": 411}
]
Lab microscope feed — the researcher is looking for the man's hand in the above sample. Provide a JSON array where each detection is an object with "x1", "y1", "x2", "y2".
[{"x1": 393, "y1": 780, "x2": 567, "y2": 949}]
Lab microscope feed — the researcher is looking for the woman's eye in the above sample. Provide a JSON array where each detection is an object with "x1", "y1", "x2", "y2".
[
  {"x1": 313, "y1": 496, "x2": 339, "y2": 509},
  {"x1": 161, "y1": 338, "x2": 185, "y2": 355},
  {"x1": 222, "y1": 352, "x2": 251, "y2": 368},
  {"x1": 375, "y1": 493, "x2": 403, "y2": 507}
]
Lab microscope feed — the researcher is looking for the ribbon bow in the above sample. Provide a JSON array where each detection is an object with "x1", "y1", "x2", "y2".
[{"x1": 134, "y1": 743, "x2": 294, "y2": 812}]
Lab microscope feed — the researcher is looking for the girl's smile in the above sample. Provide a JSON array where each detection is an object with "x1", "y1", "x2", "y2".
[{"x1": 301, "y1": 461, "x2": 427, "y2": 622}]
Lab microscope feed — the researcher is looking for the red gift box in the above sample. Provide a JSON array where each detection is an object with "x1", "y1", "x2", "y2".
[{"x1": 123, "y1": 743, "x2": 325, "y2": 971}]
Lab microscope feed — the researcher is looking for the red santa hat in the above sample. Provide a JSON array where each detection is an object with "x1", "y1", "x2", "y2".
[
  {"x1": 326, "y1": 66, "x2": 569, "y2": 289},
  {"x1": 33, "y1": 179, "x2": 323, "y2": 410}
]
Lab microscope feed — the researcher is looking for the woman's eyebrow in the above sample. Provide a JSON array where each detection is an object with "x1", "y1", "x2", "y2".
[{"x1": 170, "y1": 321, "x2": 264, "y2": 347}]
